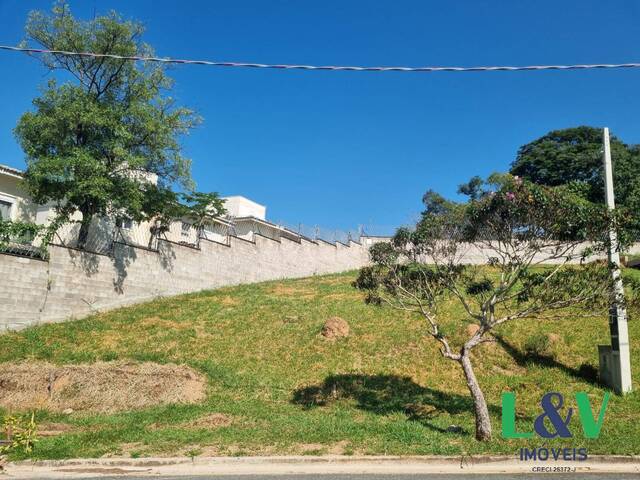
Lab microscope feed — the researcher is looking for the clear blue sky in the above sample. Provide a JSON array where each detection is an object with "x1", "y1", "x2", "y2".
[{"x1": 1, "y1": 1, "x2": 640, "y2": 234}]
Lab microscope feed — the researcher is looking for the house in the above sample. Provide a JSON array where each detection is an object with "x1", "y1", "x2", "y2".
[
  {"x1": 0, "y1": 164, "x2": 307, "y2": 252},
  {"x1": 222, "y1": 196, "x2": 303, "y2": 243},
  {"x1": 0, "y1": 164, "x2": 40, "y2": 222},
  {"x1": 222, "y1": 196, "x2": 266, "y2": 220}
]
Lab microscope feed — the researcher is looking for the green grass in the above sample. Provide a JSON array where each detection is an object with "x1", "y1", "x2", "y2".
[{"x1": 1, "y1": 270, "x2": 639, "y2": 459}]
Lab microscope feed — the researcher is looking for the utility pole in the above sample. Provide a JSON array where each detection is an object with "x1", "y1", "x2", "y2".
[{"x1": 598, "y1": 127, "x2": 633, "y2": 393}]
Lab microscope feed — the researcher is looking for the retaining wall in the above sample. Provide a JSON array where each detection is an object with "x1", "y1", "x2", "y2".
[
  {"x1": 3, "y1": 235, "x2": 639, "y2": 331},
  {"x1": 0, "y1": 234, "x2": 370, "y2": 331}
]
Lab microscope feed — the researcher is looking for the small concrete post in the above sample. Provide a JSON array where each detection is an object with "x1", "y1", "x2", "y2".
[{"x1": 601, "y1": 127, "x2": 633, "y2": 394}]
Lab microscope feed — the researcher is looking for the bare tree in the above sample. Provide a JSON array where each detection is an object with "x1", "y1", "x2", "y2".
[{"x1": 355, "y1": 175, "x2": 623, "y2": 441}]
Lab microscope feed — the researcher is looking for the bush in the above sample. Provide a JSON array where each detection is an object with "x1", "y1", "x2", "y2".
[
  {"x1": 523, "y1": 333, "x2": 554, "y2": 359},
  {"x1": 0, "y1": 413, "x2": 38, "y2": 455}
]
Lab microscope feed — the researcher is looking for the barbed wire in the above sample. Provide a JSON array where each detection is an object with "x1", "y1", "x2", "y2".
[{"x1": 2, "y1": 45, "x2": 640, "y2": 73}]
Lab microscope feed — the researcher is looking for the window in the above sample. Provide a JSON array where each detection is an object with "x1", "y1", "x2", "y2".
[
  {"x1": 0, "y1": 199, "x2": 12, "y2": 220},
  {"x1": 181, "y1": 221, "x2": 191, "y2": 237},
  {"x1": 116, "y1": 216, "x2": 134, "y2": 230}
]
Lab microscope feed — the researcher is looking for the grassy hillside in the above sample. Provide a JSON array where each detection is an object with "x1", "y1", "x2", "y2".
[{"x1": 1, "y1": 270, "x2": 639, "y2": 459}]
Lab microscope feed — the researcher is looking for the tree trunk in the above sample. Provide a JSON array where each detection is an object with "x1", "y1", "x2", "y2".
[
  {"x1": 148, "y1": 222, "x2": 158, "y2": 249},
  {"x1": 459, "y1": 354, "x2": 492, "y2": 441},
  {"x1": 196, "y1": 224, "x2": 203, "y2": 248},
  {"x1": 77, "y1": 208, "x2": 92, "y2": 250}
]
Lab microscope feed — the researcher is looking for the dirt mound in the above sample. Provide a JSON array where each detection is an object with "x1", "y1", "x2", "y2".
[
  {"x1": 0, "y1": 361, "x2": 206, "y2": 413},
  {"x1": 321, "y1": 317, "x2": 350, "y2": 339}
]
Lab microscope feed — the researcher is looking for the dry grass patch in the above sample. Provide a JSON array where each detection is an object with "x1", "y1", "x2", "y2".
[
  {"x1": 321, "y1": 292, "x2": 362, "y2": 301},
  {"x1": 146, "y1": 413, "x2": 234, "y2": 432},
  {"x1": 190, "y1": 295, "x2": 239, "y2": 307},
  {"x1": 185, "y1": 412, "x2": 233, "y2": 429},
  {"x1": 138, "y1": 316, "x2": 191, "y2": 330},
  {"x1": 0, "y1": 361, "x2": 206, "y2": 413},
  {"x1": 267, "y1": 285, "x2": 316, "y2": 298},
  {"x1": 218, "y1": 295, "x2": 239, "y2": 306},
  {"x1": 38, "y1": 422, "x2": 76, "y2": 437},
  {"x1": 295, "y1": 440, "x2": 350, "y2": 455}
]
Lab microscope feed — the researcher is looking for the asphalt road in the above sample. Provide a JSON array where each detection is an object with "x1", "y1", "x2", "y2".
[{"x1": 67, "y1": 475, "x2": 640, "y2": 480}]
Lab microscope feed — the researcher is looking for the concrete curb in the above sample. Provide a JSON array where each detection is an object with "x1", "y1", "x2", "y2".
[
  {"x1": 11, "y1": 454, "x2": 640, "y2": 467},
  {"x1": 4, "y1": 455, "x2": 640, "y2": 478}
]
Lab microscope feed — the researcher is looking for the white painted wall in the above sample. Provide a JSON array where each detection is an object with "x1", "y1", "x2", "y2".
[
  {"x1": 223, "y1": 196, "x2": 267, "y2": 220},
  {"x1": 0, "y1": 171, "x2": 37, "y2": 222}
]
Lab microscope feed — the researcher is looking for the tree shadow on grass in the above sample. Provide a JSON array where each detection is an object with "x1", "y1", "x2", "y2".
[
  {"x1": 493, "y1": 333, "x2": 602, "y2": 387},
  {"x1": 291, "y1": 373, "x2": 502, "y2": 435}
]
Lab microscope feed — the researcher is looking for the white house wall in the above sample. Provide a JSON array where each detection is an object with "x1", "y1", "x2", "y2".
[{"x1": 0, "y1": 173, "x2": 36, "y2": 222}]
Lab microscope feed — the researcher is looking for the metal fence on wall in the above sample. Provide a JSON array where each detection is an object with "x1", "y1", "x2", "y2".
[
  {"x1": 276, "y1": 222, "x2": 360, "y2": 244},
  {"x1": 2, "y1": 215, "x2": 394, "y2": 260},
  {"x1": 54, "y1": 218, "x2": 119, "y2": 255},
  {"x1": 52, "y1": 216, "x2": 233, "y2": 255},
  {"x1": 277, "y1": 222, "x2": 396, "y2": 244},
  {"x1": 0, "y1": 234, "x2": 47, "y2": 259}
]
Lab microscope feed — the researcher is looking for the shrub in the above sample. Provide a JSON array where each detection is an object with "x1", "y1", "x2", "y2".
[
  {"x1": 0, "y1": 413, "x2": 38, "y2": 455},
  {"x1": 523, "y1": 333, "x2": 554, "y2": 358}
]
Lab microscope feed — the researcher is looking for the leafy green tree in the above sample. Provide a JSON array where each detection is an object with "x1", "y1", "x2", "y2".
[
  {"x1": 180, "y1": 192, "x2": 226, "y2": 247},
  {"x1": 355, "y1": 175, "x2": 622, "y2": 441},
  {"x1": 510, "y1": 126, "x2": 640, "y2": 213},
  {"x1": 457, "y1": 175, "x2": 485, "y2": 200},
  {"x1": 14, "y1": 2, "x2": 199, "y2": 248},
  {"x1": 138, "y1": 186, "x2": 185, "y2": 249},
  {"x1": 457, "y1": 172, "x2": 513, "y2": 201},
  {"x1": 138, "y1": 189, "x2": 226, "y2": 249}
]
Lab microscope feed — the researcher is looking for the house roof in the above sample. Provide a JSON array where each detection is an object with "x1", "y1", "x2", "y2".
[
  {"x1": 233, "y1": 215, "x2": 287, "y2": 231},
  {"x1": 233, "y1": 215, "x2": 301, "y2": 236},
  {"x1": 231, "y1": 215, "x2": 321, "y2": 243},
  {"x1": 0, "y1": 164, "x2": 24, "y2": 179},
  {"x1": 205, "y1": 215, "x2": 233, "y2": 226}
]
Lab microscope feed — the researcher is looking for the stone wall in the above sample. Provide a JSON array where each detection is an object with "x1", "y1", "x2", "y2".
[{"x1": 0, "y1": 234, "x2": 370, "y2": 331}]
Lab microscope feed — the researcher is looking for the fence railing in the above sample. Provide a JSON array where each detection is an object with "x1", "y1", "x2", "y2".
[
  {"x1": 115, "y1": 221, "x2": 156, "y2": 251},
  {"x1": 54, "y1": 219, "x2": 117, "y2": 255},
  {"x1": 0, "y1": 224, "x2": 48, "y2": 259},
  {"x1": 2, "y1": 215, "x2": 383, "y2": 260},
  {"x1": 275, "y1": 222, "x2": 397, "y2": 244},
  {"x1": 52, "y1": 216, "x2": 233, "y2": 253},
  {"x1": 0, "y1": 238, "x2": 47, "y2": 259},
  {"x1": 276, "y1": 222, "x2": 363, "y2": 244}
]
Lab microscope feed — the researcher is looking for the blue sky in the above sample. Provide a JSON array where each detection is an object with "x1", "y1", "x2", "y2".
[{"x1": 1, "y1": 1, "x2": 640, "y2": 235}]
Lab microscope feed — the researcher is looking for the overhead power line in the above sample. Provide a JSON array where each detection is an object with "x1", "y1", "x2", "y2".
[{"x1": 1, "y1": 45, "x2": 640, "y2": 73}]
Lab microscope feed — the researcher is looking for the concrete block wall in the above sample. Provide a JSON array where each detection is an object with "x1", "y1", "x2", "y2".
[
  {"x1": 3, "y1": 234, "x2": 638, "y2": 331},
  {"x1": 0, "y1": 234, "x2": 370, "y2": 331}
]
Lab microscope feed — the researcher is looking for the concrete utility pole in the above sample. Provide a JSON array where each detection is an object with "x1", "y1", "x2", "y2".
[{"x1": 598, "y1": 127, "x2": 633, "y2": 394}]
